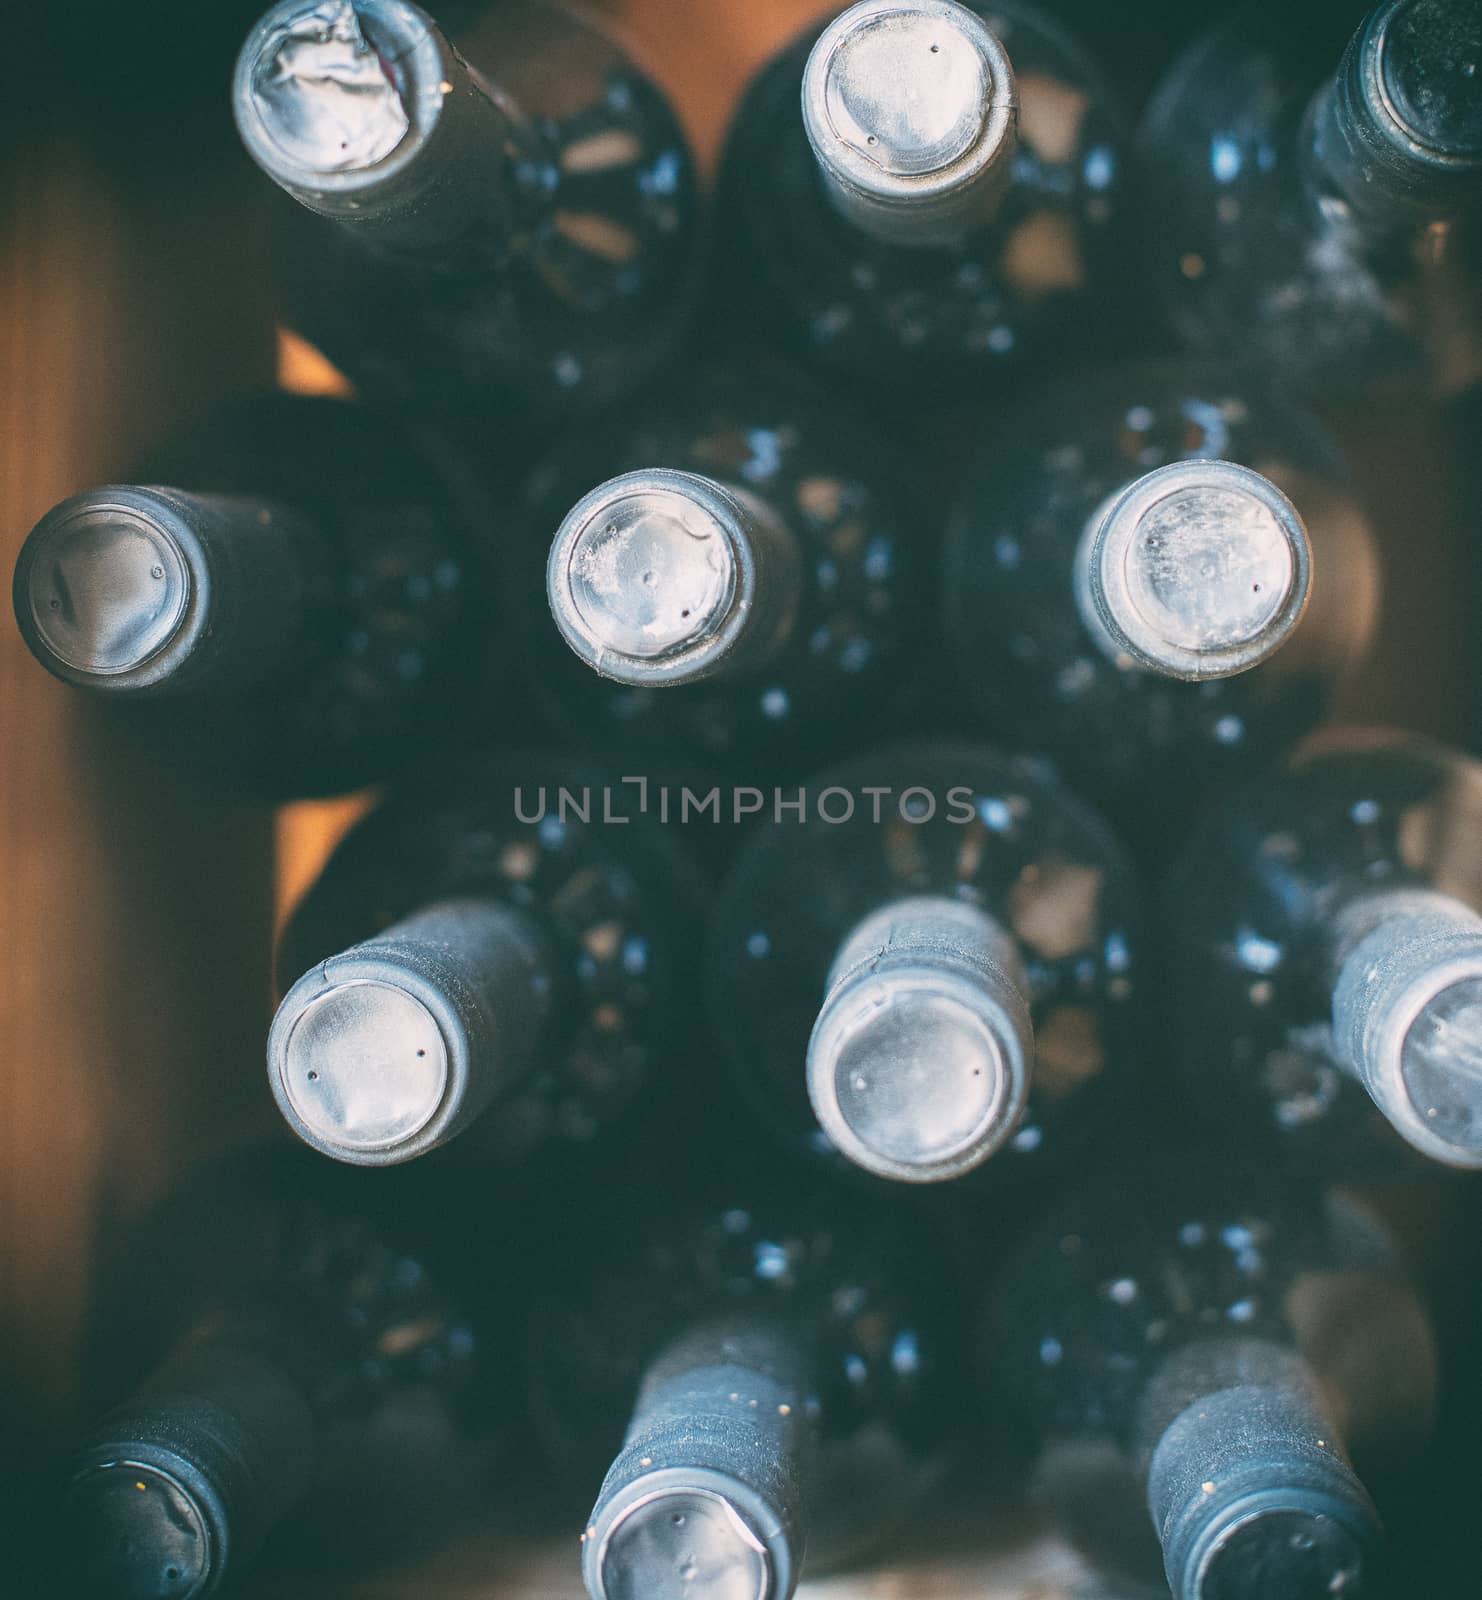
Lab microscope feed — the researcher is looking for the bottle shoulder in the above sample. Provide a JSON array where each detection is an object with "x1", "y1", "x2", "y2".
[
  {"x1": 990, "y1": 1177, "x2": 1420, "y2": 1451},
  {"x1": 128, "y1": 392, "x2": 488, "y2": 798},
  {"x1": 135, "y1": 392, "x2": 485, "y2": 560},
  {"x1": 1161, "y1": 734, "x2": 1482, "y2": 1177},
  {"x1": 84, "y1": 1146, "x2": 480, "y2": 1417},
  {"x1": 282, "y1": 750, "x2": 707, "y2": 938},
  {"x1": 1170, "y1": 734, "x2": 1482, "y2": 926},
  {"x1": 708, "y1": 739, "x2": 1141, "y2": 976},
  {"x1": 944, "y1": 358, "x2": 1357, "y2": 598}
]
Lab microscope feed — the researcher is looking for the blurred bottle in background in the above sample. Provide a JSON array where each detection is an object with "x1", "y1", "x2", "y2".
[
  {"x1": 63, "y1": 1148, "x2": 497, "y2": 1598},
  {"x1": 1166, "y1": 729, "x2": 1482, "y2": 1177},
  {"x1": 1138, "y1": 0, "x2": 1482, "y2": 404},
  {"x1": 989, "y1": 1166, "x2": 1436, "y2": 1599},
  {"x1": 528, "y1": 1170, "x2": 962, "y2": 1600}
]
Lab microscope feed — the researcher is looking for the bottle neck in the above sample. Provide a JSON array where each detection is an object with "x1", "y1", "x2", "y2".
[
  {"x1": 584, "y1": 1313, "x2": 814, "y2": 1600},
  {"x1": 807, "y1": 894, "x2": 1033, "y2": 1183},
  {"x1": 802, "y1": 0, "x2": 1020, "y2": 248},
  {"x1": 1326, "y1": 884, "x2": 1482, "y2": 1168},
  {"x1": 14, "y1": 486, "x2": 325, "y2": 698},
  {"x1": 1137, "y1": 1336, "x2": 1381, "y2": 1600},
  {"x1": 547, "y1": 467, "x2": 803, "y2": 689},
  {"x1": 67, "y1": 1332, "x2": 317, "y2": 1599},
  {"x1": 1302, "y1": 0, "x2": 1482, "y2": 242},
  {"x1": 269, "y1": 895, "x2": 552, "y2": 1165},
  {"x1": 235, "y1": 0, "x2": 541, "y2": 275},
  {"x1": 1071, "y1": 460, "x2": 1312, "y2": 682},
  {"x1": 66, "y1": 1209, "x2": 473, "y2": 1597}
]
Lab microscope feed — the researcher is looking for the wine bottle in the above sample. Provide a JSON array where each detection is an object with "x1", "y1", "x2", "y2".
[
  {"x1": 65, "y1": 1154, "x2": 483, "y2": 1598},
  {"x1": 990, "y1": 1171, "x2": 1435, "y2": 1600},
  {"x1": 706, "y1": 740, "x2": 1141, "y2": 1186},
  {"x1": 270, "y1": 752, "x2": 705, "y2": 1168},
  {"x1": 534, "y1": 367, "x2": 925, "y2": 766},
  {"x1": 1165, "y1": 729, "x2": 1482, "y2": 1175},
  {"x1": 233, "y1": 0, "x2": 702, "y2": 418},
  {"x1": 1137, "y1": 0, "x2": 1482, "y2": 402},
  {"x1": 718, "y1": 0, "x2": 1129, "y2": 387},
  {"x1": 941, "y1": 361, "x2": 1380, "y2": 809},
  {"x1": 528, "y1": 1179, "x2": 959, "y2": 1596},
  {"x1": 11, "y1": 393, "x2": 486, "y2": 799}
]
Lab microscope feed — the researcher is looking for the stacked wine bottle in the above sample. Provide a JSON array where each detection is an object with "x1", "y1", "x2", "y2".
[{"x1": 10, "y1": 0, "x2": 1482, "y2": 1597}]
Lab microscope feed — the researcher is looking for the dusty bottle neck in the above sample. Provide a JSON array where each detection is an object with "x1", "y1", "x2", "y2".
[
  {"x1": 1303, "y1": 0, "x2": 1482, "y2": 238},
  {"x1": 1138, "y1": 1336, "x2": 1382, "y2": 1600},
  {"x1": 268, "y1": 896, "x2": 552, "y2": 1166},
  {"x1": 235, "y1": 0, "x2": 539, "y2": 273},
  {"x1": 807, "y1": 894, "x2": 1034, "y2": 1183},
  {"x1": 585, "y1": 1313, "x2": 813, "y2": 1600},
  {"x1": 67, "y1": 1332, "x2": 318, "y2": 1600}
]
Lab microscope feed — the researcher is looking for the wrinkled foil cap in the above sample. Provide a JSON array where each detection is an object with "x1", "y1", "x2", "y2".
[
  {"x1": 1077, "y1": 460, "x2": 1312, "y2": 682},
  {"x1": 248, "y1": 1, "x2": 411, "y2": 172}
]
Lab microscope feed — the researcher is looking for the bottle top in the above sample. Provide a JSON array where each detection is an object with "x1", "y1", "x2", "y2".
[
  {"x1": 810, "y1": 977, "x2": 1024, "y2": 1182},
  {"x1": 1078, "y1": 460, "x2": 1312, "y2": 682},
  {"x1": 16, "y1": 490, "x2": 194, "y2": 686},
  {"x1": 235, "y1": 0, "x2": 442, "y2": 194},
  {"x1": 1143, "y1": 1340, "x2": 1385, "y2": 1600},
  {"x1": 547, "y1": 470, "x2": 754, "y2": 686},
  {"x1": 1313, "y1": 0, "x2": 1482, "y2": 223},
  {"x1": 802, "y1": 0, "x2": 1017, "y2": 243},
  {"x1": 1188, "y1": 1499, "x2": 1374, "y2": 1600},
  {"x1": 807, "y1": 897, "x2": 1032, "y2": 1183},
  {"x1": 588, "y1": 1480, "x2": 778, "y2": 1600},
  {"x1": 1374, "y1": 0, "x2": 1482, "y2": 165},
  {"x1": 1331, "y1": 895, "x2": 1482, "y2": 1168},
  {"x1": 1399, "y1": 972, "x2": 1482, "y2": 1157},
  {"x1": 273, "y1": 974, "x2": 451, "y2": 1158},
  {"x1": 68, "y1": 1460, "x2": 216, "y2": 1600},
  {"x1": 270, "y1": 896, "x2": 549, "y2": 1166}
]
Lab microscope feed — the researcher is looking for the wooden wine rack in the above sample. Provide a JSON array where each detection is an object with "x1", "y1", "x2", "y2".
[{"x1": 0, "y1": 1, "x2": 1475, "y2": 1594}]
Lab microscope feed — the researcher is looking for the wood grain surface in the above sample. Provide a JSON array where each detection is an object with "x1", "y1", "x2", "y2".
[{"x1": 0, "y1": 144, "x2": 280, "y2": 1454}]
